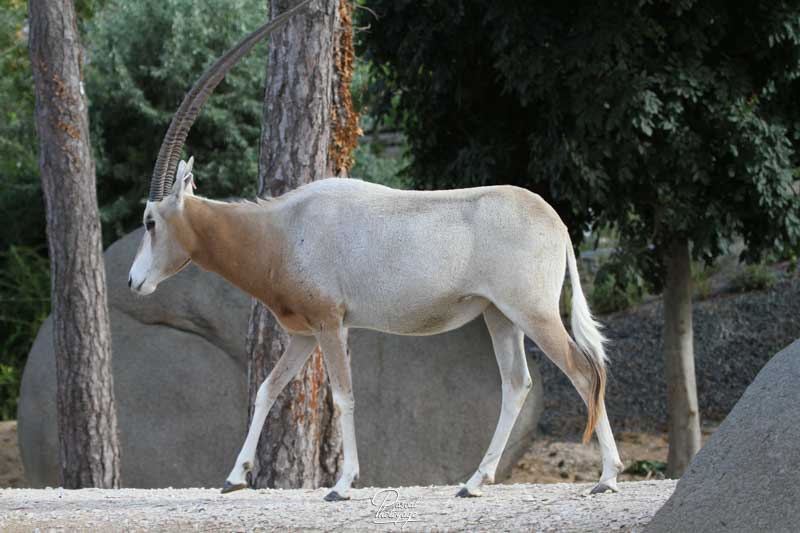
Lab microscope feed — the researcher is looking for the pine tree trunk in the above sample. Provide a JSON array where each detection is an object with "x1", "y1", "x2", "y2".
[
  {"x1": 29, "y1": 0, "x2": 121, "y2": 489},
  {"x1": 329, "y1": 0, "x2": 359, "y2": 176},
  {"x1": 663, "y1": 238, "x2": 701, "y2": 478},
  {"x1": 245, "y1": 0, "x2": 345, "y2": 489}
]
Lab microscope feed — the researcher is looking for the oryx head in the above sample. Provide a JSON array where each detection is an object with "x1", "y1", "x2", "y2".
[
  {"x1": 128, "y1": 158, "x2": 197, "y2": 294},
  {"x1": 128, "y1": 0, "x2": 311, "y2": 295}
]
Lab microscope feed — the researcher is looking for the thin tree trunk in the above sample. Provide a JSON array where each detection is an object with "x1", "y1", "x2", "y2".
[
  {"x1": 29, "y1": 0, "x2": 121, "y2": 489},
  {"x1": 245, "y1": 0, "x2": 343, "y2": 489},
  {"x1": 663, "y1": 238, "x2": 701, "y2": 478}
]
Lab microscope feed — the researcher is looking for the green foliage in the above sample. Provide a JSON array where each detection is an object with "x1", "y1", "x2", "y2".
[
  {"x1": 351, "y1": 142, "x2": 411, "y2": 189},
  {"x1": 624, "y1": 459, "x2": 667, "y2": 478},
  {"x1": 0, "y1": 0, "x2": 110, "y2": 256},
  {"x1": 0, "y1": 0, "x2": 47, "y2": 420},
  {"x1": 359, "y1": 1, "x2": 800, "y2": 285},
  {"x1": 0, "y1": 246, "x2": 50, "y2": 419},
  {"x1": 74, "y1": 0, "x2": 108, "y2": 23},
  {"x1": 692, "y1": 261, "x2": 718, "y2": 300},
  {"x1": 591, "y1": 259, "x2": 646, "y2": 314},
  {"x1": 86, "y1": 0, "x2": 267, "y2": 242},
  {"x1": 351, "y1": 51, "x2": 411, "y2": 189},
  {"x1": 0, "y1": 0, "x2": 44, "y2": 252},
  {"x1": 0, "y1": 0, "x2": 271, "y2": 419},
  {"x1": 0, "y1": 0, "x2": 108, "y2": 256},
  {"x1": 731, "y1": 263, "x2": 776, "y2": 292}
]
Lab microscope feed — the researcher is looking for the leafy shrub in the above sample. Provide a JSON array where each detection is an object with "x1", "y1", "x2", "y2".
[
  {"x1": 731, "y1": 263, "x2": 776, "y2": 293},
  {"x1": 0, "y1": 1, "x2": 49, "y2": 421},
  {"x1": 0, "y1": 246, "x2": 50, "y2": 420},
  {"x1": 351, "y1": 141, "x2": 410, "y2": 189},
  {"x1": 692, "y1": 261, "x2": 719, "y2": 300},
  {"x1": 591, "y1": 260, "x2": 646, "y2": 315},
  {"x1": 591, "y1": 275, "x2": 638, "y2": 315},
  {"x1": 0, "y1": 0, "x2": 45, "y2": 253},
  {"x1": 86, "y1": 0, "x2": 268, "y2": 243},
  {"x1": 0, "y1": 0, "x2": 272, "y2": 420},
  {"x1": 624, "y1": 459, "x2": 666, "y2": 479}
]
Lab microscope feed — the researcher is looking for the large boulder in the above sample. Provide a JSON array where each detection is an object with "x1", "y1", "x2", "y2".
[
  {"x1": 646, "y1": 339, "x2": 800, "y2": 533},
  {"x1": 19, "y1": 229, "x2": 542, "y2": 488},
  {"x1": 19, "y1": 229, "x2": 251, "y2": 488},
  {"x1": 350, "y1": 319, "x2": 543, "y2": 486}
]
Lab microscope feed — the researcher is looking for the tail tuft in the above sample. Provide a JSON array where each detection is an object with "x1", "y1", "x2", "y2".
[{"x1": 565, "y1": 234, "x2": 608, "y2": 444}]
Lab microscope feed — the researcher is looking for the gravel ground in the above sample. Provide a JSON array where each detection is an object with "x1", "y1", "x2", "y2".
[
  {"x1": 0, "y1": 481, "x2": 675, "y2": 532},
  {"x1": 532, "y1": 272, "x2": 800, "y2": 437}
]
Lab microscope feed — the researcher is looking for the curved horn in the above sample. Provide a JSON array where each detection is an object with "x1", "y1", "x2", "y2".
[{"x1": 149, "y1": 0, "x2": 313, "y2": 201}]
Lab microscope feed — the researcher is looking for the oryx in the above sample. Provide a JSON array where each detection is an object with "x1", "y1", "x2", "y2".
[{"x1": 128, "y1": 0, "x2": 623, "y2": 500}]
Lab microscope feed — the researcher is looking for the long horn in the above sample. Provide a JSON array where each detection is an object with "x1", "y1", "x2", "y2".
[{"x1": 148, "y1": 0, "x2": 313, "y2": 201}]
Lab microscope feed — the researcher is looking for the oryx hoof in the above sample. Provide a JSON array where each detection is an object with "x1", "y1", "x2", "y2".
[
  {"x1": 590, "y1": 481, "x2": 619, "y2": 494},
  {"x1": 221, "y1": 480, "x2": 248, "y2": 494},
  {"x1": 324, "y1": 490, "x2": 350, "y2": 502},
  {"x1": 456, "y1": 487, "x2": 481, "y2": 498}
]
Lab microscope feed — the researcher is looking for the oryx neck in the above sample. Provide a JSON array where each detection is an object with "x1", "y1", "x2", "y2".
[{"x1": 181, "y1": 196, "x2": 280, "y2": 300}]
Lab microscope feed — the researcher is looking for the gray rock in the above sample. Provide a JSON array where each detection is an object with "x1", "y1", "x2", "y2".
[
  {"x1": 18, "y1": 229, "x2": 542, "y2": 488},
  {"x1": 18, "y1": 230, "x2": 251, "y2": 489},
  {"x1": 646, "y1": 339, "x2": 800, "y2": 533},
  {"x1": 350, "y1": 320, "x2": 543, "y2": 487},
  {"x1": 19, "y1": 312, "x2": 248, "y2": 488},
  {"x1": 103, "y1": 229, "x2": 252, "y2": 365}
]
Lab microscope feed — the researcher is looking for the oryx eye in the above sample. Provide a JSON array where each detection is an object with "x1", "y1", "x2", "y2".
[{"x1": 145, "y1": 220, "x2": 155, "y2": 232}]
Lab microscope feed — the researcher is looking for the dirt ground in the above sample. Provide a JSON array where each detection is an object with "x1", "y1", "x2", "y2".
[
  {"x1": 506, "y1": 432, "x2": 668, "y2": 485},
  {"x1": 0, "y1": 421, "x2": 24, "y2": 488},
  {"x1": 1, "y1": 419, "x2": 712, "y2": 490},
  {"x1": 506, "y1": 426, "x2": 715, "y2": 485},
  {"x1": 505, "y1": 428, "x2": 711, "y2": 485}
]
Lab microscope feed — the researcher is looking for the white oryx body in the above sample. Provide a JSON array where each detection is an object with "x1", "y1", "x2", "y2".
[
  {"x1": 128, "y1": 2, "x2": 622, "y2": 501},
  {"x1": 254, "y1": 178, "x2": 563, "y2": 335},
  {"x1": 129, "y1": 166, "x2": 623, "y2": 499}
]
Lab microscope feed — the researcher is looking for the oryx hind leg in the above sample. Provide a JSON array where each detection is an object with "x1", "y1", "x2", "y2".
[
  {"x1": 222, "y1": 333, "x2": 318, "y2": 493},
  {"x1": 316, "y1": 324, "x2": 359, "y2": 502},
  {"x1": 459, "y1": 304, "x2": 532, "y2": 497},
  {"x1": 511, "y1": 308, "x2": 623, "y2": 493}
]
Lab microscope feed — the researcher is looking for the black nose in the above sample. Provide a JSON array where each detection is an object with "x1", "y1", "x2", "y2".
[{"x1": 128, "y1": 276, "x2": 132, "y2": 288}]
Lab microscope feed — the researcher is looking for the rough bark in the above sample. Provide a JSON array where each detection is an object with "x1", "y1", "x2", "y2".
[
  {"x1": 28, "y1": 0, "x2": 121, "y2": 488},
  {"x1": 329, "y1": 0, "x2": 359, "y2": 176},
  {"x1": 245, "y1": 0, "x2": 343, "y2": 489},
  {"x1": 662, "y1": 238, "x2": 701, "y2": 478}
]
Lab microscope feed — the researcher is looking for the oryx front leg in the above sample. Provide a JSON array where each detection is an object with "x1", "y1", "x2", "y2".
[
  {"x1": 459, "y1": 305, "x2": 532, "y2": 498},
  {"x1": 316, "y1": 325, "x2": 358, "y2": 502},
  {"x1": 221, "y1": 334, "x2": 318, "y2": 494}
]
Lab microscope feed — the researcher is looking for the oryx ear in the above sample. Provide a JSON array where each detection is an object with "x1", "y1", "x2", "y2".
[{"x1": 172, "y1": 156, "x2": 196, "y2": 199}]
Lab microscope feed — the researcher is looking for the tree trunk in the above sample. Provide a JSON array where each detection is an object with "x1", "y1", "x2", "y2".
[
  {"x1": 663, "y1": 238, "x2": 701, "y2": 478},
  {"x1": 29, "y1": 0, "x2": 121, "y2": 489},
  {"x1": 245, "y1": 0, "x2": 347, "y2": 489},
  {"x1": 329, "y1": 0, "x2": 359, "y2": 176}
]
